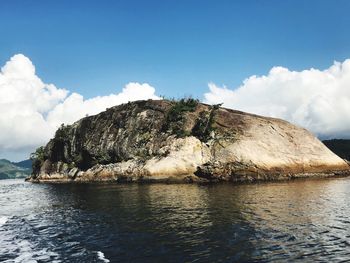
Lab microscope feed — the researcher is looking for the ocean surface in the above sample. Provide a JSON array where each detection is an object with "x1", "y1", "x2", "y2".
[{"x1": 0, "y1": 178, "x2": 350, "y2": 262}]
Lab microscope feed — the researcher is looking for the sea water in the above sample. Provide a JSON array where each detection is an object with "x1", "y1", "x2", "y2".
[{"x1": 0, "y1": 178, "x2": 349, "y2": 262}]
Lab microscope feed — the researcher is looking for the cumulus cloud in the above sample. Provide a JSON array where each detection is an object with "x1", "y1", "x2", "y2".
[
  {"x1": 0, "y1": 54, "x2": 160, "y2": 160},
  {"x1": 47, "y1": 82, "x2": 159, "y2": 127},
  {"x1": 204, "y1": 60, "x2": 350, "y2": 139}
]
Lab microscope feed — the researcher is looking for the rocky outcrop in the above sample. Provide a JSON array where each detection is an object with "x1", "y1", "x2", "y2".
[{"x1": 27, "y1": 99, "x2": 350, "y2": 183}]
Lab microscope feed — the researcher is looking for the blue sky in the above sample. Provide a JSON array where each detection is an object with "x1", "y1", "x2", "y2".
[{"x1": 1, "y1": 0, "x2": 350, "y2": 99}]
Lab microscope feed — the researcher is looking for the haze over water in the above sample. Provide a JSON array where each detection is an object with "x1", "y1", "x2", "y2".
[{"x1": 1, "y1": 178, "x2": 349, "y2": 262}]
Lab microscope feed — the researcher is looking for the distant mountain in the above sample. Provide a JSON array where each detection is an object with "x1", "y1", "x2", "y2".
[
  {"x1": 0, "y1": 159, "x2": 31, "y2": 180},
  {"x1": 12, "y1": 159, "x2": 32, "y2": 169},
  {"x1": 323, "y1": 139, "x2": 350, "y2": 161}
]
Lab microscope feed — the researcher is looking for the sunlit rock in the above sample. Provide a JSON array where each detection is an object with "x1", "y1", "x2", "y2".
[{"x1": 27, "y1": 99, "x2": 350, "y2": 183}]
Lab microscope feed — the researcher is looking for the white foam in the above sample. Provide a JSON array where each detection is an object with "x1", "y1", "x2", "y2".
[
  {"x1": 9, "y1": 240, "x2": 60, "y2": 263},
  {"x1": 97, "y1": 251, "x2": 110, "y2": 262},
  {"x1": 0, "y1": 216, "x2": 8, "y2": 226}
]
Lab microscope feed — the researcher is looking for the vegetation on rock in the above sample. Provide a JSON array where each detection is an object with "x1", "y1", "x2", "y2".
[
  {"x1": 191, "y1": 103, "x2": 221, "y2": 141},
  {"x1": 30, "y1": 146, "x2": 46, "y2": 174},
  {"x1": 28, "y1": 99, "x2": 350, "y2": 183},
  {"x1": 162, "y1": 98, "x2": 199, "y2": 137}
]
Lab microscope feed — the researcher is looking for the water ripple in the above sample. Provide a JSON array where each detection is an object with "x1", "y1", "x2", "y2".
[{"x1": 0, "y1": 178, "x2": 350, "y2": 262}]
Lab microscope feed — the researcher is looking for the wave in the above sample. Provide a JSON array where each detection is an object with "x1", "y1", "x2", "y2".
[
  {"x1": 0, "y1": 216, "x2": 8, "y2": 226},
  {"x1": 96, "y1": 251, "x2": 110, "y2": 262}
]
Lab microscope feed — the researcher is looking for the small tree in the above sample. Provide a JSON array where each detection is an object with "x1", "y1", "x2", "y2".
[
  {"x1": 30, "y1": 146, "x2": 46, "y2": 174},
  {"x1": 162, "y1": 98, "x2": 199, "y2": 137}
]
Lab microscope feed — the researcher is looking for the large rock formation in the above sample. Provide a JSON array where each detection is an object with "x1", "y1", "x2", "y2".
[{"x1": 27, "y1": 99, "x2": 350, "y2": 183}]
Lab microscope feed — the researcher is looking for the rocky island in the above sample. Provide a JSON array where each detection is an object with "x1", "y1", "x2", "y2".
[{"x1": 27, "y1": 99, "x2": 350, "y2": 183}]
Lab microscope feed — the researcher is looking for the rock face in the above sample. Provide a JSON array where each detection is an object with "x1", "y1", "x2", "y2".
[{"x1": 27, "y1": 99, "x2": 350, "y2": 183}]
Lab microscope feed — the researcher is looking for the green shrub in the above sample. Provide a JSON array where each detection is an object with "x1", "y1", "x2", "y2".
[
  {"x1": 163, "y1": 98, "x2": 199, "y2": 137},
  {"x1": 73, "y1": 149, "x2": 95, "y2": 170},
  {"x1": 30, "y1": 146, "x2": 46, "y2": 174},
  {"x1": 54, "y1": 123, "x2": 70, "y2": 140},
  {"x1": 192, "y1": 104, "x2": 221, "y2": 141},
  {"x1": 96, "y1": 149, "x2": 116, "y2": 164},
  {"x1": 50, "y1": 124, "x2": 72, "y2": 162}
]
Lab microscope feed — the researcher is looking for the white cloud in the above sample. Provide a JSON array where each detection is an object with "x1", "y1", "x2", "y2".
[
  {"x1": 204, "y1": 60, "x2": 350, "y2": 139},
  {"x1": 47, "y1": 82, "x2": 160, "y2": 127},
  {"x1": 0, "y1": 54, "x2": 160, "y2": 160},
  {"x1": 3, "y1": 53, "x2": 350, "y2": 160}
]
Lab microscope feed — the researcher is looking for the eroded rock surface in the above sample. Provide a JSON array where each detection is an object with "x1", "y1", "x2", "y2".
[{"x1": 27, "y1": 99, "x2": 350, "y2": 183}]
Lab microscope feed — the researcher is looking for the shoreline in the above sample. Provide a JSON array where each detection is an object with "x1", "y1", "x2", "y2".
[{"x1": 26, "y1": 170, "x2": 350, "y2": 185}]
